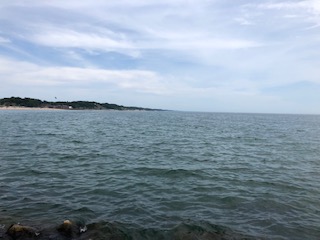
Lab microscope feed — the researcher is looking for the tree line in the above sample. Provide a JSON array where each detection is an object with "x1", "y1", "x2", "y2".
[{"x1": 0, "y1": 97, "x2": 157, "y2": 111}]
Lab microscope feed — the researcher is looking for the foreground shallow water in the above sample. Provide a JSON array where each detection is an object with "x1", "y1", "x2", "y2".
[{"x1": 0, "y1": 110, "x2": 320, "y2": 239}]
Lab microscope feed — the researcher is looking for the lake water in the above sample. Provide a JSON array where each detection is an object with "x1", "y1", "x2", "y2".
[{"x1": 0, "y1": 110, "x2": 319, "y2": 239}]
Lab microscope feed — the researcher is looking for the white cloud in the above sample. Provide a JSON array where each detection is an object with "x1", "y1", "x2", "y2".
[
  {"x1": 135, "y1": 27, "x2": 261, "y2": 50},
  {"x1": 26, "y1": 26, "x2": 141, "y2": 57},
  {"x1": 258, "y1": 2, "x2": 307, "y2": 10},
  {"x1": 234, "y1": 17, "x2": 254, "y2": 26},
  {"x1": 0, "y1": 36, "x2": 10, "y2": 44},
  {"x1": 27, "y1": 0, "x2": 213, "y2": 9},
  {"x1": 23, "y1": 24, "x2": 260, "y2": 58},
  {"x1": 0, "y1": 0, "x2": 260, "y2": 57},
  {"x1": 254, "y1": 0, "x2": 320, "y2": 26},
  {"x1": 32, "y1": 31, "x2": 130, "y2": 49},
  {"x1": 0, "y1": 57, "x2": 169, "y2": 94},
  {"x1": 257, "y1": 0, "x2": 320, "y2": 14},
  {"x1": 23, "y1": 26, "x2": 260, "y2": 60}
]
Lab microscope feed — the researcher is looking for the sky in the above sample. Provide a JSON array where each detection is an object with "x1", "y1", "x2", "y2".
[{"x1": 0, "y1": 0, "x2": 320, "y2": 114}]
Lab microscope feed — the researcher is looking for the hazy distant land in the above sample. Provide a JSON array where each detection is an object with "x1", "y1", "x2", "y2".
[{"x1": 0, "y1": 97, "x2": 162, "y2": 111}]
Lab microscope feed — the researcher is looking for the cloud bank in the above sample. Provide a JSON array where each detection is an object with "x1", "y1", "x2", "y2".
[{"x1": 0, "y1": 0, "x2": 319, "y2": 113}]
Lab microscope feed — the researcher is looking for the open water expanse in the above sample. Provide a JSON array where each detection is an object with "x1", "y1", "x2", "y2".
[{"x1": 0, "y1": 110, "x2": 320, "y2": 239}]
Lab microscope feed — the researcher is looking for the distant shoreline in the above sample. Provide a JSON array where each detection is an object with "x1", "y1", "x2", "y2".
[
  {"x1": 0, "y1": 106, "x2": 153, "y2": 111},
  {"x1": 0, "y1": 106, "x2": 65, "y2": 111},
  {"x1": 0, "y1": 97, "x2": 162, "y2": 111}
]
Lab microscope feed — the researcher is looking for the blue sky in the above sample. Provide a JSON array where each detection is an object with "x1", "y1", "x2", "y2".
[{"x1": 0, "y1": 0, "x2": 320, "y2": 113}]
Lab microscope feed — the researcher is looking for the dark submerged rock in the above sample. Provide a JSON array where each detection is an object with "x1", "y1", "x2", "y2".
[
  {"x1": 57, "y1": 220, "x2": 77, "y2": 238},
  {"x1": 6, "y1": 224, "x2": 39, "y2": 239},
  {"x1": 56, "y1": 219, "x2": 88, "y2": 238}
]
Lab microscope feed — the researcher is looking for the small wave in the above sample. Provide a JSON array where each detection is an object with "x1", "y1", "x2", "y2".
[
  {"x1": 0, "y1": 219, "x2": 261, "y2": 240},
  {"x1": 133, "y1": 167, "x2": 207, "y2": 179}
]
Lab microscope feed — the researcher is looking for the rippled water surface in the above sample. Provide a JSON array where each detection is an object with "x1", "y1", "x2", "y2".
[{"x1": 1, "y1": 110, "x2": 320, "y2": 239}]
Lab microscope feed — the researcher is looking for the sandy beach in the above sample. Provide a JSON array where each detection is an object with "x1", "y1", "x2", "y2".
[{"x1": 0, "y1": 106, "x2": 65, "y2": 111}]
